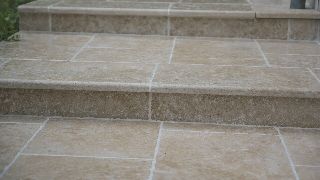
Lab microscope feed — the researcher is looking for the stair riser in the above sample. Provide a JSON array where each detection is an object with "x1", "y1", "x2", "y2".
[
  {"x1": 19, "y1": 12, "x2": 319, "y2": 40},
  {"x1": 1, "y1": 88, "x2": 319, "y2": 128}
]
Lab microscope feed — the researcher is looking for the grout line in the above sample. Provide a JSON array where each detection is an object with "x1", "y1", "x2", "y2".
[
  {"x1": 0, "y1": 59, "x2": 11, "y2": 69},
  {"x1": 148, "y1": 64, "x2": 159, "y2": 120},
  {"x1": 148, "y1": 122, "x2": 163, "y2": 180},
  {"x1": 255, "y1": 40, "x2": 271, "y2": 67},
  {"x1": 70, "y1": 35, "x2": 96, "y2": 61},
  {"x1": 48, "y1": 14, "x2": 52, "y2": 32},
  {"x1": 20, "y1": 153, "x2": 152, "y2": 161},
  {"x1": 275, "y1": 127, "x2": 300, "y2": 180},
  {"x1": 307, "y1": 68, "x2": 320, "y2": 83},
  {"x1": 168, "y1": 37, "x2": 177, "y2": 64},
  {"x1": 0, "y1": 117, "x2": 49, "y2": 178}
]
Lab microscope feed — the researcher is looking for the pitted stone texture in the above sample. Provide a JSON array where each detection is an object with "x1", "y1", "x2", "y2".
[
  {"x1": 2, "y1": 155, "x2": 151, "y2": 180},
  {"x1": 289, "y1": 19, "x2": 319, "y2": 41},
  {"x1": 19, "y1": 13, "x2": 49, "y2": 31},
  {"x1": 296, "y1": 166, "x2": 320, "y2": 180},
  {"x1": 0, "y1": 123, "x2": 41, "y2": 173},
  {"x1": 170, "y1": 18, "x2": 288, "y2": 39},
  {"x1": 52, "y1": 14, "x2": 168, "y2": 35},
  {"x1": 0, "y1": 88, "x2": 149, "y2": 120},
  {"x1": 154, "y1": 126, "x2": 294, "y2": 179},
  {"x1": 151, "y1": 93, "x2": 320, "y2": 127}
]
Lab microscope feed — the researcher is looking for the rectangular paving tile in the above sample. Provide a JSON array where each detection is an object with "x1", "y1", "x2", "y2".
[
  {"x1": 171, "y1": 3, "x2": 252, "y2": 11},
  {"x1": 154, "y1": 125, "x2": 294, "y2": 179},
  {"x1": 0, "y1": 115, "x2": 46, "y2": 123},
  {"x1": 0, "y1": 123, "x2": 41, "y2": 174},
  {"x1": 2, "y1": 155, "x2": 151, "y2": 180},
  {"x1": 296, "y1": 166, "x2": 320, "y2": 180},
  {"x1": 24, "y1": 118, "x2": 160, "y2": 159},
  {"x1": 258, "y1": 40, "x2": 320, "y2": 68},
  {"x1": 0, "y1": 33, "x2": 92, "y2": 60},
  {"x1": 0, "y1": 60, "x2": 154, "y2": 91},
  {"x1": 74, "y1": 34, "x2": 173, "y2": 63},
  {"x1": 151, "y1": 64, "x2": 320, "y2": 98},
  {"x1": 171, "y1": 38, "x2": 265, "y2": 66},
  {"x1": 279, "y1": 128, "x2": 320, "y2": 166}
]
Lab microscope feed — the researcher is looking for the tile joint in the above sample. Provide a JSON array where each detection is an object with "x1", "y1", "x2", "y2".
[
  {"x1": 70, "y1": 34, "x2": 96, "y2": 61},
  {"x1": 148, "y1": 64, "x2": 159, "y2": 120},
  {"x1": 168, "y1": 37, "x2": 177, "y2": 64},
  {"x1": 255, "y1": 39, "x2": 271, "y2": 67},
  {"x1": 0, "y1": 117, "x2": 49, "y2": 178},
  {"x1": 148, "y1": 122, "x2": 163, "y2": 180},
  {"x1": 275, "y1": 127, "x2": 300, "y2": 180},
  {"x1": 307, "y1": 68, "x2": 320, "y2": 83}
]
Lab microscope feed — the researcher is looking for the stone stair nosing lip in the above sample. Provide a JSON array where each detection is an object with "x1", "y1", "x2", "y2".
[
  {"x1": 18, "y1": 3, "x2": 320, "y2": 19},
  {"x1": 0, "y1": 78, "x2": 320, "y2": 99}
]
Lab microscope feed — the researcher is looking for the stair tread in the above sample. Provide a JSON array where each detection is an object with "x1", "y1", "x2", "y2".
[
  {"x1": 0, "y1": 32, "x2": 320, "y2": 98},
  {"x1": 18, "y1": 0, "x2": 320, "y2": 19}
]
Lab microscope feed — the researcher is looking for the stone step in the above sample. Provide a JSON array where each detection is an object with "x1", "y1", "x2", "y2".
[
  {"x1": 0, "y1": 32, "x2": 320, "y2": 127},
  {"x1": 18, "y1": 0, "x2": 320, "y2": 40}
]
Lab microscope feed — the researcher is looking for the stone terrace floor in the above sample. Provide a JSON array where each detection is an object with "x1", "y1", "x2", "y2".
[
  {"x1": 0, "y1": 32, "x2": 320, "y2": 98},
  {"x1": 0, "y1": 115, "x2": 319, "y2": 179}
]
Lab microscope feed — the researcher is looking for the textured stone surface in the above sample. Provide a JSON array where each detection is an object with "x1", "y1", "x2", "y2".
[
  {"x1": 171, "y1": 38, "x2": 265, "y2": 65},
  {"x1": 258, "y1": 40, "x2": 320, "y2": 55},
  {"x1": 0, "y1": 123, "x2": 40, "y2": 173},
  {"x1": 0, "y1": 60, "x2": 154, "y2": 92},
  {"x1": 154, "y1": 126, "x2": 294, "y2": 179},
  {"x1": 289, "y1": 19, "x2": 319, "y2": 40},
  {"x1": 52, "y1": 14, "x2": 168, "y2": 35},
  {"x1": 0, "y1": 88, "x2": 149, "y2": 119},
  {"x1": 2, "y1": 155, "x2": 151, "y2": 180},
  {"x1": 0, "y1": 115, "x2": 46, "y2": 123},
  {"x1": 151, "y1": 93, "x2": 320, "y2": 127},
  {"x1": 152, "y1": 64, "x2": 320, "y2": 98},
  {"x1": 0, "y1": 33, "x2": 91, "y2": 60},
  {"x1": 296, "y1": 166, "x2": 320, "y2": 180},
  {"x1": 265, "y1": 54, "x2": 320, "y2": 68},
  {"x1": 19, "y1": 13, "x2": 49, "y2": 31},
  {"x1": 170, "y1": 18, "x2": 288, "y2": 39},
  {"x1": 24, "y1": 118, "x2": 160, "y2": 158},
  {"x1": 280, "y1": 128, "x2": 320, "y2": 166},
  {"x1": 75, "y1": 34, "x2": 173, "y2": 63}
]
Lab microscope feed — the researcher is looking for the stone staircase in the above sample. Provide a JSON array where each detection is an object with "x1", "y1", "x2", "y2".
[{"x1": 0, "y1": 0, "x2": 319, "y2": 128}]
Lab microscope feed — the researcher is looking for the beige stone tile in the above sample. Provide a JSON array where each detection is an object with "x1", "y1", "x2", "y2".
[
  {"x1": 313, "y1": 68, "x2": 320, "y2": 80},
  {"x1": 0, "y1": 60, "x2": 154, "y2": 91},
  {"x1": 19, "y1": 13, "x2": 49, "y2": 31},
  {"x1": 170, "y1": 18, "x2": 288, "y2": 39},
  {"x1": 151, "y1": 93, "x2": 320, "y2": 127},
  {"x1": 280, "y1": 128, "x2": 320, "y2": 166},
  {"x1": 171, "y1": 3, "x2": 252, "y2": 11},
  {"x1": 0, "y1": 115, "x2": 46, "y2": 123},
  {"x1": 182, "y1": 0, "x2": 248, "y2": 3},
  {"x1": 0, "y1": 88, "x2": 149, "y2": 119},
  {"x1": 2, "y1": 155, "x2": 151, "y2": 180},
  {"x1": 258, "y1": 40, "x2": 320, "y2": 55},
  {"x1": 289, "y1": 19, "x2": 319, "y2": 41},
  {"x1": 152, "y1": 64, "x2": 320, "y2": 97},
  {"x1": 265, "y1": 54, "x2": 320, "y2": 68},
  {"x1": 0, "y1": 123, "x2": 41, "y2": 173},
  {"x1": 154, "y1": 128, "x2": 294, "y2": 179},
  {"x1": 24, "y1": 118, "x2": 160, "y2": 158},
  {"x1": 172, "y1": 38, "x2": 265, "y2": 66},
  {"x1": 296, "y1": 166, "x2": 320, "y2": 180},
  {"x1": 52, "y1": 14, "x2": 168, "y2": 35},
  {"x1": 0, "y1": 33, "x2": 92, "y2": 60},
  {"x1": 163, "y1": 122, "x2": 277, "y2": 135},
  {"x1": 75, "y1": 34, "x2": 173, "y2": 63}
]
